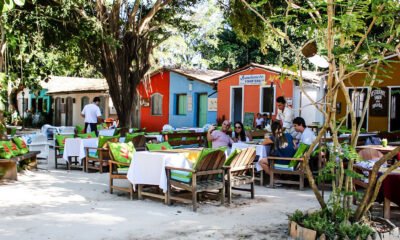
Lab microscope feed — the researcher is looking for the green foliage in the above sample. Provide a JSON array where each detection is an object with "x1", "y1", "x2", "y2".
[{"x1": 289, "y1": 208, "x2": 374, "y2": 239}]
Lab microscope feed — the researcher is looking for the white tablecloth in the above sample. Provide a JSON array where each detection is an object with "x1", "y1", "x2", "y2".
[
  {"x1": 175, "y1": 127, "x2": 205, "y2": 133},
  {"x1": 127, "y1": 151, "x2": 192, "y2": 192},
  {"x1": 63, "y1": 138, "x2": 98, "y2": 163},
  {"x1": 231, "y1": 142, "x2": 270, "y2": 171}
]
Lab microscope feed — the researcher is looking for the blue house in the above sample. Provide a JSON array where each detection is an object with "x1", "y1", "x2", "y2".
[{"x1": 139, "y1": 68, "x2": 226, "y2": 130}]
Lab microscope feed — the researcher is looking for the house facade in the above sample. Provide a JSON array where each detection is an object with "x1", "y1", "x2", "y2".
[
  {"x1": 43, "y1": 76, "x2": 117, "y2": 126},
  {"x1": 138, "y1": 68, "x2": 226, "y2": 131},
  {"x1": 336, "y1": 54, "x2": 400, "y2": 132},
  {"x1": 215, "y1": 63, "x2": 323, "y2": 126}
]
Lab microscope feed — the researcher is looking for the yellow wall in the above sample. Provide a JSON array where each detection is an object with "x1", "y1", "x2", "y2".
[{"x1": 336, "y1": 57, "x2": 400, "y2": 132}]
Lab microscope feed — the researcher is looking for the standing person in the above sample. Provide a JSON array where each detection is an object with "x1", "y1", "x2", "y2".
[
  {"x1": 275, "y1": 96, "x2": 296, "y2": 138},
  {"x1": 293, "y1": 117, "x2": 316, "y2": 146},
  {"x1": 207, "y1": 120, "x2": 234, "y2": 148},
  {"x1": 81, "y1": 97, "x2": 103, "y2": 136},
  {"x1": 232, "y1": 121, "x2": 253, "y2": 143},
  {"x1": 255, "y1": 113, "x2": 264, "y2": 129}
]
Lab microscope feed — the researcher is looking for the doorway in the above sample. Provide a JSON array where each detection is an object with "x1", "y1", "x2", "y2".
[
  {"x1": 54, "y1": 97, "x2": 61, "y2": 126},
  {"x1": 65, "y1": 97, "x2": 73, "y2": 126},
  {"x1": 347, "y1": 88, "x2": 368, "y2": 130},
  {"x1": 390, "y1": 87, "x2": 400, "y2": 132},
  {"x1": 231, "y1": 87, "x2": 243, "y2": 123},
  {"x1": 197, "y1": 93, "x2": 208, "y2": 127}
]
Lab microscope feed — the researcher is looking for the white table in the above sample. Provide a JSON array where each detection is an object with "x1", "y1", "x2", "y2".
[
  {"x1": 175, "y1": 127, "x2": 205, "y2": 133},
  {"x1": 127, "y1": 151, "x2": 192, "y2": 193},
  {"x1": 63, "y1": 138, "x2": 98, "y2": 164},
  {"x1": 231, "y1": 142, "x2": 270, "y2": 171}
]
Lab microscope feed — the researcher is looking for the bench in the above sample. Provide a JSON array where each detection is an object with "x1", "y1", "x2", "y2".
[
  {"x1": 162, "y1": 132, "x2": 207, "y2": 148},
  {"x1": 0, "y1": 151, "x2": 40, "y2": 181}
]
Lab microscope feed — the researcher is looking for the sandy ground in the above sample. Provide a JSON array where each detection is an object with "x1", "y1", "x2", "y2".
[{"x1": 0, "y1": 154, "x2": 322, "y2": 240}]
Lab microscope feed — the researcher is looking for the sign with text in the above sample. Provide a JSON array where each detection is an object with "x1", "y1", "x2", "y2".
[
  {"x1": 369, "y1": 88, "x2": 388, "y2": 116},
  {"x1": 208, "y1": 98, "x2": 217, "y2": 111},
  {"x1": 239, "y1": 74, "x2": 266, "y2": 85}
]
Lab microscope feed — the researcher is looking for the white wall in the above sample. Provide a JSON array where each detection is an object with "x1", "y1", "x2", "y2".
[{"x1": 293, "y1": 84, "x2": 323, "y2": 125}]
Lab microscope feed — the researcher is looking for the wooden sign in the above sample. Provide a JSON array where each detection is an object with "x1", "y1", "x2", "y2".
[{"x1": 369, "y1": 88, "x2": 388, "y2": 116}]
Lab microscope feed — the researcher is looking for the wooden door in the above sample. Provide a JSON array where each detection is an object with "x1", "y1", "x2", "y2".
[{"x1": 65, "y1": 97, "x2": 73, "y2": 126}]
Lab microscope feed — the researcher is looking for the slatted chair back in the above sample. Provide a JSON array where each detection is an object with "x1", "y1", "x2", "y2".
[
  {"x1": 131, "y1": 134, "x2": 146, "y2": 150},
  {"x1": 194, "y1": 150, "x2": 226, "y2": 182},
  {"x1": 162, "y1": 132, "x2": 206, "y2": 147},
  {"x1": 228, "y1": 148, "x2": 256, "y2": 176},
  {"x1": 358, "y1": 148, "x2": 383, "y2": 161}
]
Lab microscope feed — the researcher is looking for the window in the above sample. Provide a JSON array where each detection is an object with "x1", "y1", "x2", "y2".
[
  {"x1": 151, "y1": 93, "x2": 163, "y2": 115},
  {"x1": 260, "y1": 87, "x2": 275, "y2": 114},
  {"x1": 81, "y1": 96, "x2": 89, "y2": 111},
  {"x1": 176, "y1": 94, "x2": 187, "y2": 115}
]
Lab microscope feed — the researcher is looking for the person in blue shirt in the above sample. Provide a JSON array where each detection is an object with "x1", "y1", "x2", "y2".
[{"x1": 259, "y1": 121, "x2": 296, "y2": 175}]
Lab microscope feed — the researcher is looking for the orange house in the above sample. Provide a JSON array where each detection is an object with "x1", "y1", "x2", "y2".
[
  {"x1": 336, "y1": 54, "x2": 400, "y2": 132},
  {"x1": 215, "y1": 63, "x2": 323, "y2": 125}
]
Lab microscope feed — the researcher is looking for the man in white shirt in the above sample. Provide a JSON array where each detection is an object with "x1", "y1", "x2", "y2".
[
  {"x1": 276, "y1": 96, "x2": 296, "y2": 137},
  {"x1": 81, "y1": 97, "x2": 103, "y2": 136},
  {"x1": 293, "y1": 117, "x2": 316, "y2": 145}
]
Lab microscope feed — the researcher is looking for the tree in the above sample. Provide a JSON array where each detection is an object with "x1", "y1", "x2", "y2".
[
  {"x1": 229, "y1": 0, "x2": 400, "y2": 231},
  {"x1": 22, "y1": 0, "x2": 200, "y2": 128}
]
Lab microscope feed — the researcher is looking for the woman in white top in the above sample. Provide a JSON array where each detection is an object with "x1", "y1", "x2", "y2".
[
  {"x1": 255, "y1": 113, "x2": 264, "y2": 129},
  {"x1": 232, "y1": 121, "x2": 253, "y2": 143}
]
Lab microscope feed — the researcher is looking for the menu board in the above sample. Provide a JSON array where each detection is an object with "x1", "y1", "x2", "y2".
[
  {"x1": 244, "y1": 112, "x2": 255, "y2": 128},
  {"x1": 369, "y1": 87, "x2": 388, "y2": 116}
]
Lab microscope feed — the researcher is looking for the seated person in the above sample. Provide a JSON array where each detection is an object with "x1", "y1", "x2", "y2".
[
  {"x1": 293, "y1": 117, "x2": 316, "y2": 146},
  {"x1": 232, "y1": 121, "x2": 253, "y2": 143},
  {"x1": 207, "y1": 120, "x2": 233, "y2": 148},
  {"x1": 259, "y1": 121, "x2": 296, "y2": 175},
  {"x1": 255, "y1": 113, "x2": 264, "y2": 129}
]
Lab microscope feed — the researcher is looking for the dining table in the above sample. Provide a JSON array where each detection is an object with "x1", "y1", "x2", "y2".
[
  {"x1": 126, "y1": 149, "x2": 201, "y2": 202},
  {"x1": 356, "y1": 145, "x2": 397, "y2": 154},
  {"x1": 377, "y1": 166, "x2": 400, "y2": 219},
  {"x1": 62, "y1": 138, "x2": 99, "y2": 165}
]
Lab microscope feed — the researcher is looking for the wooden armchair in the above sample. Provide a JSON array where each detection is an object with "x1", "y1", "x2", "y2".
[
  {"x1": 267, "y1": 156, "x2": 306, "y2": 190},
  {"x1": 125, "y1": 133, "x2": 146, "y2": 151},
  {"x1": 54, "y1": 134, "x2": 74, "y2": 169},
  {"x1": 165, "y1": 148, "x2": 226, "y2": 211},
  {"x1": 108, "y1": 142, "x2": 135, "y2": 199},
  {"x1": 85, "y1": 135, "x2": 119, "y2": 173},
  {"x1": 224, "y1": 147, "x2": 257, "y2": 204}
]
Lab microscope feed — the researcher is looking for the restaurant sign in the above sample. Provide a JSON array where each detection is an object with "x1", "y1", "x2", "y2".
[
  {"x1": 239, "y1": 74, "x2": 266, "y2": 85},
  {"x1": 369, "y1": 87, "x2": 388, "y2": 116}
]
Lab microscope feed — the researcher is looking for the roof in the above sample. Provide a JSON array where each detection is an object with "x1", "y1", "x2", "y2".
[
  {"x1": 44, "y1": 76, "x2": 108, "y2": 95},
  {"x1": 214, "y1": 63, "x2": 323, "y2": 83},
  {"x1": 150, "y1": 68, "x2": 227, "y2": 85}
]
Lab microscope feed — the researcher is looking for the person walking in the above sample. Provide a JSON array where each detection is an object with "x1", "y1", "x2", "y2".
[{"x1": 81, "y1": 97, "x2": 103, "y2": 136}]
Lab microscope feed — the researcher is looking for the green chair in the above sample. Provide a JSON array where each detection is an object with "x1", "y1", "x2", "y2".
[
  {"x1": 85, "y1": 135, "x2": 120, "y2": 173},
  {"x1": 109, "y1": 142, "x2": 136, "y2": 199},
  {"x1": 54, "y1": 134, "x2": 74, "y2": 169},
  {"x1": 146, "y1": 142, "x2": 172, "y2": 151},
  {"x1": 165, "y1": 147, "x2": 226, "y2": 211}
]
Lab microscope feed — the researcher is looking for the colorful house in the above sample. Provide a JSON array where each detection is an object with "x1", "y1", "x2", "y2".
[
  {"x1": 214, "y1": 63, "x2": 324, "y2": 126},
  {"x1": 336, "y1": 54, "x2": 400, "y2": 132},
  {"x1": 138, "y1": 68, "x2": 227, "y2": 131},
  {"x1": 43, "y1": 76, "x2": 117, "y2": 126}
]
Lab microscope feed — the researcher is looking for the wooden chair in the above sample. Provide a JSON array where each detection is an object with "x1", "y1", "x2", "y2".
[
  {"x1": 267, "y1": 156, "x2": 306, "y2": 190},
  {"x1": 165, "y1": 149, "x2": 226, "y2": 211},
  {"x1": 126, "y1": 134, "x2": 146, "y2": 151},
  {"x1": 85, "y1": 136, "x2": 119, "y2": 173},
  {"x1": 353, "y1": 148, "x2": 384, "y2": 194},
  {"x1": 224, "y1": 147, "x2": 257, "y2": 204},
  {"x1": 108, "y1": 142, "x2": 135, "y2": 199},
  {"x1": 53, "y1": 134, "x2": 74, "y2": 169}
]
